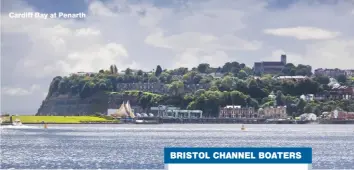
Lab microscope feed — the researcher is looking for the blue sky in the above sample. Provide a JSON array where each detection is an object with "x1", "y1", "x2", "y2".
[{"x1": 1, "y1": 0, "x2": 354, "y2": 114}]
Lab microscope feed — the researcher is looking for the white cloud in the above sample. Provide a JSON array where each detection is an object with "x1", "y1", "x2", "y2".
[
  {"x1": 263, "y1": 27, "x2": 340, "y2": 40},
  {"x1": 302, "y1": 39, "x2": 354, "y2": 69},
  {"x1": 1, "y1": 0, "x2": 354, "y2": 113},
  {"x1": 2, "y1": 84, "x2": 40, "y2": 96},
  {"x1": 173, "y1": 48, "x2": 230, "y2": 68},
  {"x1": 265, "y1": 39, "x2": 354, "y2": 69}
]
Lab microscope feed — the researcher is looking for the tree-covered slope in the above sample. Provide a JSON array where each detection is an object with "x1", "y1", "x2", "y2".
[{"x1": 41, "y1": 62, "x2": 354, "y2": 117}]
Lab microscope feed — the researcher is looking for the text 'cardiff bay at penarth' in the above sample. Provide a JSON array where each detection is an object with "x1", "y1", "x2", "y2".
[
  {"x1": 8, "y1": 12, "x2": 86, "y2": 19},
  {"x1": 170, "y1": 152, "x2": 303, "y2": 160}
]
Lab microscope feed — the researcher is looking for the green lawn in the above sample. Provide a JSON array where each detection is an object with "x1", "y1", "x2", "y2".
[{"x1": 11, "y1": 116, "x2": 113, "y2": 123}]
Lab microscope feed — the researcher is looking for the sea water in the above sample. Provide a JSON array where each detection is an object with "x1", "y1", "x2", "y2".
[{"x1": 1, "y1": 124, "x2": 354, "y2": 169}]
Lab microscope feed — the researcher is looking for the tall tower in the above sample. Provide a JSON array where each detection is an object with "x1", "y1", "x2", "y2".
[{"x1": 281, "y1": 54, "x2": 287, "y2": 64}]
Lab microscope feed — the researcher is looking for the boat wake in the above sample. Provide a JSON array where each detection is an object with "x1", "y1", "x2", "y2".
[{"x1": 0, "y1": 125, "x2": 40, "y2": 129}]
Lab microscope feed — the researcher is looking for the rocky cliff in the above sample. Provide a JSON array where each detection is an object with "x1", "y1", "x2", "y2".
[{"x1": 36, "y1": 92, "x2": 144, "y2": 115}]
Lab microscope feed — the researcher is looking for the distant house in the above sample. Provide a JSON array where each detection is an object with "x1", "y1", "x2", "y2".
[
  {"x1": 314, "y1": 68, "x2": 352, "y2": 77},
  {"x1": 275, "y1": 76, "x2": 308, "y2": 81},
  {"x1": 329, "y1": 86, "x2": 354, "y2": 100},
  {"x1": 219, "y1": 105, "x2": 257, "y2": 118},
  {"x1": 344, "y1": 70, "x2": 354, "y2": 77},
  {"x1": 259, "y1": 106, "x2": 287, "y2": 118},
  {"x1": 70, "y1": 72, "x2": 96, "y2": 76},
  {"x1": 326, "y1": 110, "x2": 354, "y2": 119},
  {"x1": 314, "y1": 86, "x2": 354, "y2": 101},
  {"x1": 300, "y1": 94, "x2": 314, "y2": 102},
  {"x1": 253, "y1": 54, "x2": 287, "y2": 75}
]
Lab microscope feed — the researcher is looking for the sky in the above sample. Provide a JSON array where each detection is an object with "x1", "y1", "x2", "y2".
[{"x1": 1, "y1": 0, "x2": 354, "y2": 114}]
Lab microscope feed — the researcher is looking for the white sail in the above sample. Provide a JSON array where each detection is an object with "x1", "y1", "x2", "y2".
[
  {"x1": 115, "y1": 102, "x2": 129, "y2": 117},
  {"x1": 125, "y1": 100, "x2": 135, "y2": 118}
]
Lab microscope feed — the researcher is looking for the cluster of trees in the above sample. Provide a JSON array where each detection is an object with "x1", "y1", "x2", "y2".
[
  {"x1": 280, "y1": 63, "x2": 312, "y2": 76},
  {"x1": 118, "y1": 89, "x2": 354, "y2": 117},
  {"x1": 45, "y1": 62, "x2": 354, "y2": 117}
]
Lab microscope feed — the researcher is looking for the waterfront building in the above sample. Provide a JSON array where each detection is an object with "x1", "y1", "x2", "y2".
[
  {"x1": 326, "y1": 110, "x2": 354, "y2": 119},
  {"x1": 253, "y1": 54, "x2": 287, "y2": 75},
  {"x1": 150, "y1": 105, "x2": 203, "y2": 118},
  {"x1": 219, "y1": 105, "x2": 256, "y2": 118},
  {"x1": 260, "y1": 106, "x2": 287, "y2": 118}
]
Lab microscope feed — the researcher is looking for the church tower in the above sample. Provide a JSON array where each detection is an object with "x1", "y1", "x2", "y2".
[{"x1": 281, "y1": 54, "x2": 287, "y2": 64}]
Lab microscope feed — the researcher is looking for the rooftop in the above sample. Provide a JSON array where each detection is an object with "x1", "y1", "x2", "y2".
[
  {"x1": 262, "y1": 61, "x2": 284, "y2": 66},
  {"x1": 224, "y1": 105, "x2": 241, "y2": 109},
  {"x1": 276, "y1": 76, "x2": 308, "y2": 79}
]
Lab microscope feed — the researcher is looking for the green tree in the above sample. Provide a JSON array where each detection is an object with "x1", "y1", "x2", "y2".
[
  {"x1": 296, "y1": 99, "x2": 306, "y2": 115},
  {"x1": 304, "y1": 105, "x2": 314, "y2": 113},
  {"x1": 113, "y1": 65, "x2": 118, "y2": 74},
  {"x1": 125, "y1": 68, "x2": 132, "y2": 75},
  {"x1": 275, "y1": 90, "x2": 284, "y2": 106},
  {"x1": 168, "y1": 81, "x2": 184, "y2": 96},
  {"x1": 229, "y1": 90, "x2": 248, "y2": 106},
  {"x1": 336, "y1": 74, "x2": 347, "y2": 84},
  {"x1": 313, "y1": 75, "x2": 330, "y2": 84},
  {"x1": 295, "y1": 64, "x2": 312, "y2": 76},
  {"x1": 183, "y1": 71, "x2": 198, "y2": 84},
  {"x1": 197, "y1": 63, "x2": 210, "y2": 73},
  {"x1": 149, "y1": 75, "x2": 158, "y2": 83},
  {"x1": 221, "y1": 62, "x2": 240, "y2": 73},
  {"x1": 80, "y1": 82, "x2": 93, "y2": 98},
  {"x1": 137, "y1": 70, "x2": 143, "y2": 76},
  {"x1": 155, "y1": 65, "x2": 162, "y2": 77},
  {"x1": 220, "y1": 76, "x2": 234, "y2": 91},
  {"x1": 237, "y1": 70, "x2": 248, "y2": 79},
  {"x1": 247, "y1": 79, "x2": 268, "y2": 99},
  {"x1": 110, "y1": 65, "x2": 114, "y2": 74},
  {"x1": 281, "y1": 63, "x2": 296, "y2": 76}
]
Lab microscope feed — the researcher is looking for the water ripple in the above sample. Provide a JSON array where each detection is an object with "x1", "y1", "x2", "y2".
[{"x1": 1, "y1": 124, "x2": 354, "y2": 169}]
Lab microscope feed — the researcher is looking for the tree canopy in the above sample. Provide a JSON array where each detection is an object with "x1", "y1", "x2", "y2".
[{"x1": 44, "y1": 62, "x2": 354, "y2": 117}]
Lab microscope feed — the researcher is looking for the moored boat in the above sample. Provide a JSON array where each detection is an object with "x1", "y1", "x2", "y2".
[{"x1": 12, "y1": 118, "x2": 23, "y2": 126}]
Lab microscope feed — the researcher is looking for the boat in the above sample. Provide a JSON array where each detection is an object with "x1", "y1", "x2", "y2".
[
  {"x1": 111, "y1": 101, "x2": 136, "y2": 123},
  {"x1": 134, "y1": 117, "x2": 160, "y2": 124},
  {"x1": 12, "y1": 118, "x2": 23, "y2": 126},
  {"x1": 241, "y1": 124, "x2": 246, "y2": 131}
]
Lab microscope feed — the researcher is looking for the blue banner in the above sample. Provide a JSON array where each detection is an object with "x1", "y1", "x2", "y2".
[{"x1": 164, "y1": 147, "x2": 312, "y2": 164}]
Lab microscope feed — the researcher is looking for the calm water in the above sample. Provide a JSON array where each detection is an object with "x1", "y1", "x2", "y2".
[{"x1": 1, "y1": 124, "x2": 354, "y2": 169}]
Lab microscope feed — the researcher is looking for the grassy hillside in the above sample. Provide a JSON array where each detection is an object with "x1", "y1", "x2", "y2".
[{"x1": 8, "y1": 116, "x2": 115, "y2": 123}]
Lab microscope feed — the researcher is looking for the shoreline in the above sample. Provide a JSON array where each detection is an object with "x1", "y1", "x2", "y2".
[
  {"x1": 2, "y1": 122, "x2": 354, "y2": 125},
  {"x1": 2, "y1": 116, "x2": 354, "y2": 125}
]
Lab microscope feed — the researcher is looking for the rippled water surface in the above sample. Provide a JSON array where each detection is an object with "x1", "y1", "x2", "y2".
[{"x1": 1, "y1": 124, "x2": 354, "y2": 169}]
